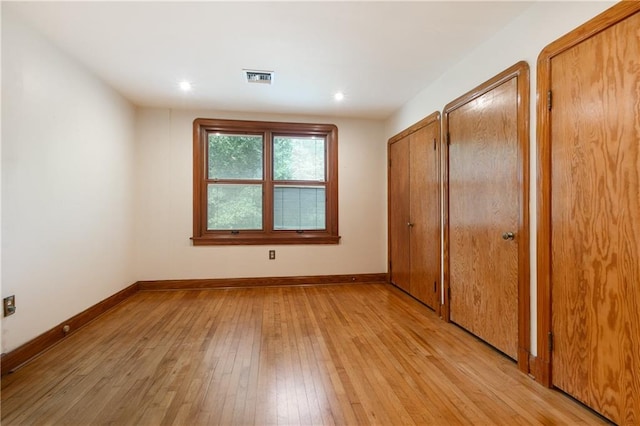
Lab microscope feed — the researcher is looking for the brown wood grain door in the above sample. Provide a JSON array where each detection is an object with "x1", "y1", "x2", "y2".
[
  {"x1": 409, "y1": 125, "x2": 440, "y2": 310},
  {"x1": 447, "y1": 77, "x2": 520, "y2": 360},
  {"x1": 388, "y1": 113, "x2": 441, "y2": 313},
  {"x1": 389, "y1": 136, "x2": 411, "y2": 293},
  {"x1": 545, "y1": 8, "x2": 640, "y2": 424}
]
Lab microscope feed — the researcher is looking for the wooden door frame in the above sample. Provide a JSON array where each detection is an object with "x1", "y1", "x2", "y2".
[
  {"x1": 443, "y1": 61, "x2": 530, "y2": 373},
  {"x1": 535, "y1": 1, "x2": 640, "y2": 387},
  {"x1": 388, "y1": 111, "x2": 442, "y2": 317}
]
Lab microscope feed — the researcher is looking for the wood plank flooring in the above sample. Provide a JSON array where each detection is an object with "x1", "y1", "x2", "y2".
[{"x1": 1, "y1": 284, "x2": 607, "y2": 425}]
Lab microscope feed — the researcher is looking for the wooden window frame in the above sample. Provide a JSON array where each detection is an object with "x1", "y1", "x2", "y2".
[{"x1": 192, "y1": 118, "x2": 340, "y2": 245}]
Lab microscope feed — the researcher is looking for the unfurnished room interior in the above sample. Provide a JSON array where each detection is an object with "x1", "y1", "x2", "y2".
[{"x1": 1, "y1": 1, "x2": 639, "y2": 425}]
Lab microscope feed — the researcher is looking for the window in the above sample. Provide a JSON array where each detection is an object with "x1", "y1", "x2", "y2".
[{"x1": 192, "y1": 118, "x2": 340, "y2": 245}]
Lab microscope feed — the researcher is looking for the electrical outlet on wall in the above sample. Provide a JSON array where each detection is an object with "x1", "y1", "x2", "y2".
[{"x1": 269, "y1": 250, "x2": 276, "y2": 260}]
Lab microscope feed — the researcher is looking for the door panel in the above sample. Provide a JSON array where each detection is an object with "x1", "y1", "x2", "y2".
[
  {"x1": 549, "y1": 10, "x2": 640, "y2": 423},
  {"x1": 389, "y1": 138, "x2": 410, "y2": 293},
  {"x1": 389, "y1": 113, "x2": 441, "y2": 312},
  {"x1": 409, "y1": 125, "x2": 439, "y2": 310},
  {"x1": 448, "y1": 78, "x2": 519, "y2": 359}
]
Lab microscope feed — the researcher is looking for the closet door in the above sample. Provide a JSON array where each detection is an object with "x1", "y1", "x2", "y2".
[
  {"x1": 444, "y1": 62, "x2": 529, "y2": 367},
  {"x1": 388, "y1": 112, "x2": 441, "y2": 313},
  {"x1": 538, "y1": 4, "x2": 640, "y2": 423},
  {"x1": 409, "y1": 125, "x2": 439, "y2": 311},
  {"x1": 447, "y1": 79, "x2": 519, "y2": 359},
  {"x1": 389, "y1": 136, "x2": 411, "y2": 293}
]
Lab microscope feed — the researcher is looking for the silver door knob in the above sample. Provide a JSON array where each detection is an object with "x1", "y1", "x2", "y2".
[{"x1": 502, "y1": 232, "x2": 515, "y2": 240}]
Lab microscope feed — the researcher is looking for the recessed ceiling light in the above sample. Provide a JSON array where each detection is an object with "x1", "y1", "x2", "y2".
[
  {"x1": 334, "y1": 92, "x2": 345, "y2": 101},
  {"x1": 179, "y1": 81, "x2": 192, "y2": 91}
]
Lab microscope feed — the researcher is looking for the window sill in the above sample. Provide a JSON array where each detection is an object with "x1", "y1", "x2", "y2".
[{"x1": 191, "y1": 234, "x2": 341, "y2": 246}]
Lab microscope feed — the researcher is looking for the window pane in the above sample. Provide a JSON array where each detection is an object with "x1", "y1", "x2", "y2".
[
  {"x1": 208, "y1": 184, "x2": 262, "y2": 230},
  {"x1": 273, "y1": 186, "x2": 325, "y2": 230},
  {"x1": 208, "y1": 134, "x2": 263, "y2": 179},
  {"x1": 273, "y1": 136, "x2": 325, "y2": 181}
]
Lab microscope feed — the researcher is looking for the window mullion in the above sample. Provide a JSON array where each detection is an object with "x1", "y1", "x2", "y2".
[{"x1": 264, "y1": 130, "x2": 273, "y2": 234}]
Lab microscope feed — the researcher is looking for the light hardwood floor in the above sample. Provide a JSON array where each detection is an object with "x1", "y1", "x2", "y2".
[{"x1": 1, "y1": 284, "x2": 608, "y2": 425}]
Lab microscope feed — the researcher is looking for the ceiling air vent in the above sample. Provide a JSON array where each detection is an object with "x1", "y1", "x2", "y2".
[{"x1": 243, "y1": 69, "x2": 274, "y2": 85}]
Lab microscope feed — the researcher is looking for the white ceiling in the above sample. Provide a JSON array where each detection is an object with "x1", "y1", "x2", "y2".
[{"x1": 5, "y1": 1, "x2": 534, "y2": 119}]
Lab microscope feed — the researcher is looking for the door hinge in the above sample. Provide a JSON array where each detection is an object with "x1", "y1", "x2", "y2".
[
  {"x1": 548, "y1": 332, "x2": 553, "y2": 353},
  {"x1": 433, "y1": 281, "x2": 437, "y2": 293},
  {"x1": 388, "y1": 159, "x2": 391, "y2": 167},
  {"x1": 447, "y1": 287, "x2": 451, "y2": 300},
  {"x1": 433, "y1": 138, "x2": 436, "y2": 150},
  {"x1": 389, "y1": 261, "x2": 392, "y2": 274},
  {"x1": 447, "y1": 132, "x2": 451, "y2": 145},
  {"x1": 547, "y1": 90, "x2": 552, "y2": 111}
]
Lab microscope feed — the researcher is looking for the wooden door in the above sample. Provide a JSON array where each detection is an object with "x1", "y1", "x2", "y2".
[
  {"x1": 409, "y1": 125, "x2": 439, "y2": 310},
  {"x1": 388, "y1": 112, "x2": 442, "y2": 313},
  {"x1": 389, "y1": 137, "x2": 411, "y2": 293},
  {"x1": 445, "y1": 62, "x2": 529, "y2": 363},
  {"x1": 539, "y1": 5, "x2": 640, "y2": 423}
]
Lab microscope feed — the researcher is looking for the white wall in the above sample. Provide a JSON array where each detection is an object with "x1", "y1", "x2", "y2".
[
  {"x1": 385, "y1": 2, "x2": 615, "y2": 137},
  {"x1": 1, "y1": 9, "x2": 137, "y2": 353},
  {"x1": 385, "y1": 1, "x2": 616, "y2": 356},
  {"x1": 135, "y1": 108, "x2": 387, "y2": 280}
]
